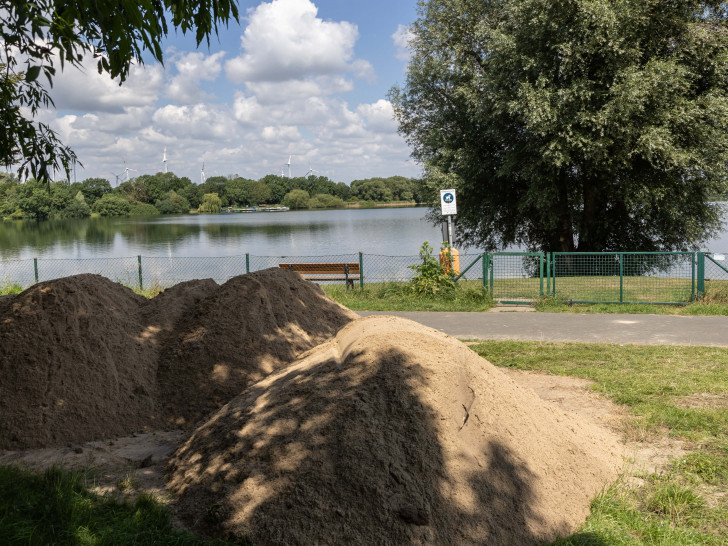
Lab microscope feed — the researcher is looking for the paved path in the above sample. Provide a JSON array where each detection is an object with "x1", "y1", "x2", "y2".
[{"x1": 357, "y1": 311, "x2": 728, "y2": 347}]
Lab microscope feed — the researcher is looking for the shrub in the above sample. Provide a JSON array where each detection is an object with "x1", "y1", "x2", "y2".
[
  {"x1": 92, "y1": 194, "x2": 132, "y2": 216},
  {"x1": 409, "y1": 241, "x2": 456, "y2": 297}
]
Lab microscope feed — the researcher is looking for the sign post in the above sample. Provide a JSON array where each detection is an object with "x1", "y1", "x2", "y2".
[{"x1": 440, "y1": 189, "x2": 457, "y2": 244}]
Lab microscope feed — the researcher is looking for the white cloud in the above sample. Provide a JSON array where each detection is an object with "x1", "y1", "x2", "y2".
[
  {"x1": 50, "y1": 58, "x2": 163, "y2": 113},
  {"x1": 21, "y1": 1, "x2": 420, "y2": 184},
  {"x1": 166, "y1": 51, "x2": 225, "y2": 104},
  {"x1": 225, "y1": 0, "x2": 359, "y2": 83},
  {"x1": 392, "y1": 24, "x2": 414, "y2": 61},
  {"x1": 357, "y1": 99, "x2": 397, "y2": 133}
]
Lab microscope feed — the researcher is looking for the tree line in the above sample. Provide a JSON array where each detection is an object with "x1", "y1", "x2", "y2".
[{"x1": 0, "y1": 172, "x2": 427, "y2": 219}]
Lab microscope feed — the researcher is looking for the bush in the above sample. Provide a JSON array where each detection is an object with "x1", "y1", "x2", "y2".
[
  {"x1": 309, "y1": 193, "x2": 345, "y2": 209},
  {"x1": 60, "y1": 192, "x2": 90, "y2": 218},
  {"x1": 282, "y1": 189, "x2": 310, "y2": 209},
  {"x1": 409, "y1": 242, "x2": 456, "y2": 297},
  {"x1": 129, "y1": 203, "x2": 160, "y2": 216},
  {"x1": 92, "y1": 194, "x2": 132, "y2": 216}
]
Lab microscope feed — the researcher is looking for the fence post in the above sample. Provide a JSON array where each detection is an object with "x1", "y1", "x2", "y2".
[
  {"x1": 697, "y1": 252, "x2": 705, "y2": 298},
  {"x1": 619, "y1": 253, "x2": 624, "y2": 303},
  {"x1": 246, "y1": 253, "x2": 250, "y2": 274},
  {"x1": 481, "y1": 253, "x2": 487, "y2": 290},
  {"x1": 552, "y1": 254, "x2": 556, "y2": 297},
  {"x1": 34, "y1": 258, "x2": 38, "y2": 284},
  {"x1": 358, "y1": 252, "x2": 364, "y2": 289},
  {"x1": 137, "y1": 255, "x2": 143, "y2": 290},
  {"x1": 539, "y1": 254, "x2": 544, "y2": 296}
]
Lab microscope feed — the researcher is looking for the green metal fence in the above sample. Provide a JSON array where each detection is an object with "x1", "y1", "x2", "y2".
[{"x1": 1, "y1": 251, "x2": 726, "y2": 305}]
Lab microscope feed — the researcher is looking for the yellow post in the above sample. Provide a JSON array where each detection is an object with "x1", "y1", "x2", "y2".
[{"x1": 440, "y1": 247, "x2": 460, "y2": 275}]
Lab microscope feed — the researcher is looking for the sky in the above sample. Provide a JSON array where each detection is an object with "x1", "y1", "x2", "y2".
[{"x1": 35, "y1": 0, "x2": 421, "y2": 185}]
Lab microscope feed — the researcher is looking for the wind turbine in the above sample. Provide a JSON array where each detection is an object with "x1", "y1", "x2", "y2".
[
  {"x1": 286, "y1": 154, "x2": 292, "y2": 178},
  {"x1": 201, "y1": 162, "x2": 206, "y2": 184},
  {"x1": 305, "y1": 165, "x2": 319, "y2": 177},
  {"x1": 110, "y1": 172, "x2": 122, "y2": 186},
  {"x1": 163, "y1": 147, "x2": 168, "y2": 173},
  {"x1": 123, "y1": 159, "x2": 137, "y2": 182}
]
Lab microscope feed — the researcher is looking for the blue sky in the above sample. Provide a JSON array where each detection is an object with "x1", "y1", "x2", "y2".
[{"x1": 41, "y1": 0, "x2": 421, "y2": 184}]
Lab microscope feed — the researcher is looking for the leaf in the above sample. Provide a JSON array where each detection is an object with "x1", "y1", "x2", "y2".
[{"x1": 24, "y1": 65, "x2": 41, "y2": 82}]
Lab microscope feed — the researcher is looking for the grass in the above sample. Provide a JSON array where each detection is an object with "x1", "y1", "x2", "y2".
[
  {"x1": 470, "y1": 340, "x2": 728, "y2": 545},
  {"x1": 0, "y1": 465, "x2": 234, "y2": 545},
  {"x1": 323, "y1": 280, "x2": 495, "y2": 311}
]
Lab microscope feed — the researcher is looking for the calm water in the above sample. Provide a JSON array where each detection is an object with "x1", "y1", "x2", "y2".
[
  {"x1": 1, "y1": 206, "x2": 727, "y2": 263},
  {"x1": 0, "y1": 208, "x2": 445, "y2": 261}
]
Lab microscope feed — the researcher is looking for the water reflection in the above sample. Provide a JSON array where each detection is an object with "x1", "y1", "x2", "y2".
[{"x1": 0, "y1": 208, "x2": 442, "y2": 260}]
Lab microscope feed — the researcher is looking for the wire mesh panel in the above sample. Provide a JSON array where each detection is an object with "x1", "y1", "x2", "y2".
[
  {"x1": 0, "y1": 259, "x2": 36, "y2": 288},
  {"x1": 704, "y1": 252, "x2": 728, "y2": 300},
  {"x1": 36, "y1": 257, "x2": 140, "y2": 286},
  {"x1": 552, "y1": 253, "x2": 623, "y2": 302},
  {"x1": 553, "y1": 252, "x2": 694, "y2": 304},
  {"x1": 490, "y1": 253, "x2": 544, "y2": 301},
  {"x1": 142, "y1": 255, "x2": 248, "y2": 287},
  {"x1": 454, "y1": 253, "x2": 486, "y2": 284}
]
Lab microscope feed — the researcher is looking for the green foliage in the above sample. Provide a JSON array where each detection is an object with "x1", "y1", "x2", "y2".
[
  {"x1": 1, "y1": 1, "x2": 238, "y2": 183},
  {"x1": 198, "y1": 192, "x2": 222, "y2": 214},
  {"x1": 60, "y1": 191, "x2": 91, "y2": 218},
  {"x1": 92, "y1": 193, "x2": 132, "y2": 216},
  {"x1": 308, "y1": 193, "x2": 345, "y2": 209},
  {"x1": 0, "y1": 465, "x2": 229, "y2": 545},
  {"x1": 409, "y1": 241, "x2": 456, "y2": 297},
  {"x1": 392, "y1": 0, "x2": 728, "y2": 252},
  {"x1": 129, "y1": 202, "x2": 160, "y2": 216},
  {"x1": 282, "y1": 189, "x2": 310, "y2": 209},
  {"x1": 155, "y1": 190, "x2": 190, "y2": 214}
]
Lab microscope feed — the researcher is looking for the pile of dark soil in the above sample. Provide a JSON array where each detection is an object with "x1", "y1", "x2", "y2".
[
  {"x1": 168, "y1": 316, "x2": 624, "y2": 545},
  {"x1": 155, "y1": 268, "x2": 358, "y2": 427},
  {"x1": 0, "y1": 270, "x2": 357, "y2": 449},
  {"x1": 0, "y1": 275, "x2": 154, "y2": 449}
]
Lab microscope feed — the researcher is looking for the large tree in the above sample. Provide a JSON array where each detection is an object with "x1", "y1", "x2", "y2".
[
  {"x1": 1, "y1": 0, "x2": 238, "y2": 182},
  {"x1": 391, "y1": 0, "x2": 728, "y2": 252}
]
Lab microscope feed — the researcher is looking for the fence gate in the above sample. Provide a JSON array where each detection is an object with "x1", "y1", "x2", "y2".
[{"x1": 488, "y1": 252, "x2": 545, "y2": 303}]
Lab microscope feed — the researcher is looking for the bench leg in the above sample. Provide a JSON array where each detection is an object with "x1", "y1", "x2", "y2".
[{"x1": 346, "y1": 279, "x2": 353, "y2": 291}]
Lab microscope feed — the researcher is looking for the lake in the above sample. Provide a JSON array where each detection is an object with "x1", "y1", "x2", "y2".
[{"x1": 1, "y1": 206, "x2": 728, "y2": 263}]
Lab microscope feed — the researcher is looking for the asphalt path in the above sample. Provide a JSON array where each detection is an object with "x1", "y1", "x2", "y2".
[{"x1": 357, "y1": 311, "x2": 728, "y2": 347}]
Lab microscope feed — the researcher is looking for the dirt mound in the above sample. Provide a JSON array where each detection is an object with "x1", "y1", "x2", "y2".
[
  {"x1": 141, "y1": 279, "x2": 220, "y2": 350},
  {"x1": 0, "y1": 269, "x2": 357, "y2": 450},
  {"x1": 0, "y1": 275, "x2": 155, "y2": 449},
  {"x1": 155, "y1": 268, "x2": 359, "y2": 427},
  {"x1": 168, "y1": 316, "x2": 624, "y2": 545}
]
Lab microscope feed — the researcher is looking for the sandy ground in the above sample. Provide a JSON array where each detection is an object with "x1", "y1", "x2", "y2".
[{"x1": 0, "y1": 369, "x2": 684, "y2": 503}]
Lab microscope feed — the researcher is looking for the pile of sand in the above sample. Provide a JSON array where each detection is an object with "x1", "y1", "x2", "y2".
[
  {"x1": 0, "y1": 270, "x2": 357, "y2": 449},
  {"x1": 168, "y1": 315, "x2": 624, "y2": 545}
]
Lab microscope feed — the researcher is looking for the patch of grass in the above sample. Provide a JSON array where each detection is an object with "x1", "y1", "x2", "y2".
[
  {"x1": 132, "y1": 284, "x2": 165, "y2": 299},
  {"x1": 0, "y1": 465, "x2": 234, "y2": 545},
  {"x1": 471, "y1": 340, "x2": 728, "y2": 544},
  {"x1": 0, "y1": 283, "x2": 23, "y2": 296},
  {"x1": 324, "y1": 281, "x2": 495, "y2": 311}
]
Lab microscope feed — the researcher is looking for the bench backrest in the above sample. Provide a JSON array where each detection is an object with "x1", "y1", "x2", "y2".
[{"x1": 279, "y1": 263, "x2": 360, "y2": 274}]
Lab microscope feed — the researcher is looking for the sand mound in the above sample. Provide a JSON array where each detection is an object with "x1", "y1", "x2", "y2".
[
  {"x1": 155, "y1": 268, "x2": 359, "y2": 427},
  {"x1": 0, "y1": 275, "x2": 155, "y2": 449},
  {"x1": 168, "y1": 316, "x2": 624, "y2": 545},
  {"x1": 0, "y1": 269, "x2": 357, "y2": 450}
]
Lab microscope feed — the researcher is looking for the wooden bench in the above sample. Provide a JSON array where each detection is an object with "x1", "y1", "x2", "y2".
[{"x1": 279, "y1": 262, "x2": 360, "y2": 290}]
